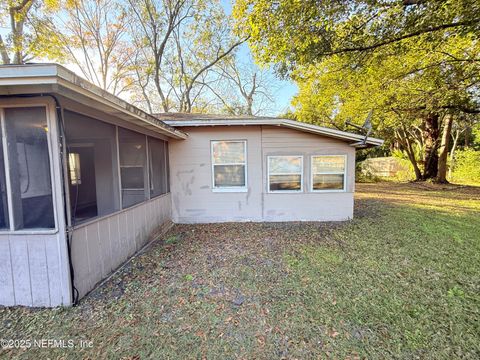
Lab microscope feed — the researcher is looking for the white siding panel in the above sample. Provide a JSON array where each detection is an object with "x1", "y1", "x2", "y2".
[
  {"x1": 28, "y1": 238, "x2": 50, "y2": 307},
  {"x1": 71, "y1": 194, "x2": 172, "y2": 299},
  {"x1": 71, "y1": 227, "x2": 90, "y2": 298},
  {"x1": 44, "y1": 237, "x2": 64, "y2": 306},
  {"x1": 86, "y1": 223, "x2": 103, "y2": 288},
  {"x1": 0, "y1": 237, "x2": 15, "y2": 306},
  {"x1": 97, "y1": 218, "x2": 112, "y2": 277},
  {"x1": 0, "y1": 233, "x2": 69, "y2": 307},
  {"x1": 9, "y1": 237, "x2": 33, "y2": 306},
  {"x1": 108, "y1": 215, "x2": 122, "y2": 269}
]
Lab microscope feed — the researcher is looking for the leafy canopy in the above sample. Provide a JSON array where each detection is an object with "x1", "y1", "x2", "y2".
[{"x1": 233, "y1": 0, "x2": 480, "y2": 75}]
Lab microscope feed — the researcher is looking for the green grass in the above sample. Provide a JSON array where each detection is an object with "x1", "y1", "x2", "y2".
[{"x1": 1, "y1": 182, "x2": 479, "y2": 359}]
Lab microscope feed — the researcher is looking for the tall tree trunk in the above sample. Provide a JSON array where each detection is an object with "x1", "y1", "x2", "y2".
[
  {"x1": 464, "y1": 125, "x2": 471, "y2": 147},
  {"x1": 422, "y1": 113, "x2": 440, "y2": 180},
  {"x1": 436, "y1": 114, "x2": 453, "y2": 183},
  {"x1": 0, "y1": 35, "x2": 10, "y2": 64},
  {"x1": 397, "y1": 127, "x2": 422, "y2": 181},
  {"x1": 448, "y1": 128, "x2": 461, "y2": 180}
]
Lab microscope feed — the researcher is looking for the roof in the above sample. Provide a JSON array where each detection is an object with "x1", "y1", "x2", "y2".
[
  {"x1": 0, "y1": 64, "x2": 187, "y2": 139},
  {"x1": 155, "y1": 113, "x2": 384, "y2": 148}
]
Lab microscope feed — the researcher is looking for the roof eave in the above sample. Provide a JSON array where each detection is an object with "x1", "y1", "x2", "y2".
[
  {"x1": 163, "y1": 118, "x2": 384, "y2": 147},
  {"x1": 0, "y1": 64, "x2": 188, "y2": 140}
]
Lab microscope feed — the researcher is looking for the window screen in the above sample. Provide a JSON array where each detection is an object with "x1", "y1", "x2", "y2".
[
  {"x1": 268, "y1": 156, "x2": 303, "y2": 192},
  {"x1": 311, "y1": 155, "x2": 346, "y2": 191},
  {"x1": 118, "y1": 127, "x2": 147, "y2": 208},
  {"x1": 0, "y1": 124, "x2": 8, "y2": 229},
  {"x1": 148, "y1": 137, "x2": 167, "y2": 198},
  {"x1": 4, "y1": 107, "x2": 55, "y2": 229},
  {"x1": 211, "y1": 141, "x2": 246, "y2": 189},
  {"x1": 65, "y1": 111, "x2": 120, "y2": 224}
]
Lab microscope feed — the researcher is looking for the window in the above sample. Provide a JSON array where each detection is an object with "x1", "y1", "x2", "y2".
[
  {"x1": 311, "y1": 155, "x2": 346, "y2": 191},
  {"x1": 68, "y1": 153, "x2": 81, "y2": 185},
  {"x1": 4, "y1": 107, "x2": 55, "y2": 229},
  {"x1": 65, "y1": 111, "x2": 121, "y2": 223},
  {"x1": 211, "y1": 140, "x2": 247, "y2": 191},
  {"x1": 118, "y1": 127, "x2": 148, "y2": 208},
  {"x1": 148, "y1": 137, "x2": 168, "y2": 198},
  {"x1": 268, "y1": 156, "x2": 303, "y2": 192}
]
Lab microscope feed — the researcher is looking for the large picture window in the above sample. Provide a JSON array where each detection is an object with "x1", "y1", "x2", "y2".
[
  {"x1": 211, "y1": 140, "x2": 247, "y2": 191},
  {"x1": 268, "y1": 156, "x2": 303, "y2": 192},
  {"x1": 4, "y1": 107, "x2": 55, "y2": 229},
  {"x1": 311, "y1": 155, "x2": 346, "y2": 191}
]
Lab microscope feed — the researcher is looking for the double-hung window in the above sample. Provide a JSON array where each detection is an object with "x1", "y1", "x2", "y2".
[
  {"x1": 211, "y1": 140, "x2": 247, "y2": 191},
  {"x1": 311, "y1": 155, "x2": 346, "y2": 191},
  {"x1": 268, "y1": 156, "x2": 303, "y2": 192}
]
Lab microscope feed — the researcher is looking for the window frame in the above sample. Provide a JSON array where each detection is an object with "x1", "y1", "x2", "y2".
[
  {"x1": 211, "y1": 140, "x2": 248, "y2": 193},
  {"x1": 310, "y1": 154, "x2": 347, "y2": 193},
  {"x1": 0, "y1": 99, "x2": 59, "y2": 234},
  {"x1": 267, "y1": 155, "x2": 304, "y2": 194},
  {"x1": 148, "y1": 136, "x2": 168, "y2": 199}
]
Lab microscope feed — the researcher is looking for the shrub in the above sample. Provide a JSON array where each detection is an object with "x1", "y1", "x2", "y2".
[{"x1": 451, "y1": 149, "x2": 480, "y2": 184}]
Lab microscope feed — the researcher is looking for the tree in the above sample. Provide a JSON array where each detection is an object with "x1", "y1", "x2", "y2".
[
  {"x1": 0, "y1": 0, "x2": 61, "y2": 64},
  {"x1": 127, "y1": 0, "x2": 246, "y2": 113},
  {"x1": 49, "y1": 0, "x2": 133, "y2": 96},
  {"x1": 233, "y1": 0, "x2": 480, "y2": 75},
  {"x1": 204, "y1": 55, "x2": 277, "y2": 115},
  {"x1": 289, "y1": 35, "x2": 480, "y2": 181},
  {"x1": 235, "y1": 0, "x2": 480, "y2": 181}
]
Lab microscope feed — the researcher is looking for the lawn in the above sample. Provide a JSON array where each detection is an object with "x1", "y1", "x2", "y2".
[{"x1": 1, "y1": 182, "x2": 479, "y2": 359}]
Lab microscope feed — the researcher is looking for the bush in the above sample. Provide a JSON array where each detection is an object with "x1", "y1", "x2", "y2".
[{"x1": 451, "y1": 149, "x2": 480, "y2": 184}]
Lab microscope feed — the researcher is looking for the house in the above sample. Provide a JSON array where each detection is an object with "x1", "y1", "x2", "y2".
[{"x1": 0, "y1": 64, "x2": 383, "y2": 308}]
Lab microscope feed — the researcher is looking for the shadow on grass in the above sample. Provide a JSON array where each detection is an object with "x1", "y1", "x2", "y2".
[{"x1": 1, "y1": 183, "x2": 479, "y2": 359}]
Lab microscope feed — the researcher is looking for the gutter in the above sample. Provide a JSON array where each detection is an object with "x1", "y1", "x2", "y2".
[
  {"x1": 0, "y1": 64, "x2": 188, "y2": 140},
  {"x1": 164, "y1": 118, "x2": 384, "y2": 147}
]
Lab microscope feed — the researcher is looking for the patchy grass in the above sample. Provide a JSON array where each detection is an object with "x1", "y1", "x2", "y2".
[{"x1": 1, "y1": 183, "x2": 479, "y2": 359}]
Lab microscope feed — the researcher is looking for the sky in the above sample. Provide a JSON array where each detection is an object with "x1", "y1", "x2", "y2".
[
  {"x1": 221, "y1": 0, "x2": 298, "y2": 115},
  {"x1": 0, "y1": 0, "x2": 298, "y2": 116}
]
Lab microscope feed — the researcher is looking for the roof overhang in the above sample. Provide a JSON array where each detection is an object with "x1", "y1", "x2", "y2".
[
  {"x1": 163, "y1": 118, "x2": 384, "y2": 147},
  {"x1": 0, "y1": 64, "x2": 187, "y2": 140}
]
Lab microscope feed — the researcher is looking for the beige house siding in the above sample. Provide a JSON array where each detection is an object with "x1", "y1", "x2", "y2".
[
  {"x1": 71, "y1": 193, "x2": 172, "y2": 299},
  {"x1": 169, "y1": 127, "x2": 263, "y2": 223},
  {"x1": 169, "y1": 125, "x2": 355, "y2": 223},
  {"x1": 0, "y1": 98, "x2": 71, "y2": 307}
]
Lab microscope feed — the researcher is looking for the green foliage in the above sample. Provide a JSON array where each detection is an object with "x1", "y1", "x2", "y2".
[
  {"x1": 0, "y1": 0, "x2": 63, "y2": 64},
  {"x1": 473, "y1": 123, "x2": 480, "y2": 150},
  {"x1": 234, "y1": 0, "x2": 480, "y2": 74},
  {"x1": 234, "y1": 0, "x2": 480, "y2": 180},
  {"x1": 451, "y1": 149, "x2": 480, "y2": 184}
]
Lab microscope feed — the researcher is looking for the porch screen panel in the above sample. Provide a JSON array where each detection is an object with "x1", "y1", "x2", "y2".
[
  {"x1": 64, "y1": 110, "x2": 121, "y2": 224},
  {"x1": 0, "y1": 124, "x2": 8, "y2": 229},
  {"x1": 4, "y1": 107, "x2": 54, "y2": 229},
  {"x1": 148, "y1": 137, "x2": 167, "y2": 198},
  {"x1": 118, "y1": 127, "x2": 148, "y2": 208},
  {"x1": 165, "y1": 142, "x2": 170, "y2": 193}
]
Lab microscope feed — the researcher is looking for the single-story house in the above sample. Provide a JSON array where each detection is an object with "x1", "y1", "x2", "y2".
[{"x1": 0, "y1": 64, "x2": 383, "y2": 307}]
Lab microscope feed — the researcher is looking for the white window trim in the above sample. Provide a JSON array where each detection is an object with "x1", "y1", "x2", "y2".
[
  {"x1": 0, "y1": 100, "x2": 60, "y2": 233},
  {"x1": 211, "y1": 140, "x2": 248, "y2": 193},
  {"x1": 310, "y1": 155, "x2": 347, "y2": 193},
  {"x1": 267, "y1": 155, "x2": 304, "y2": 193}
]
